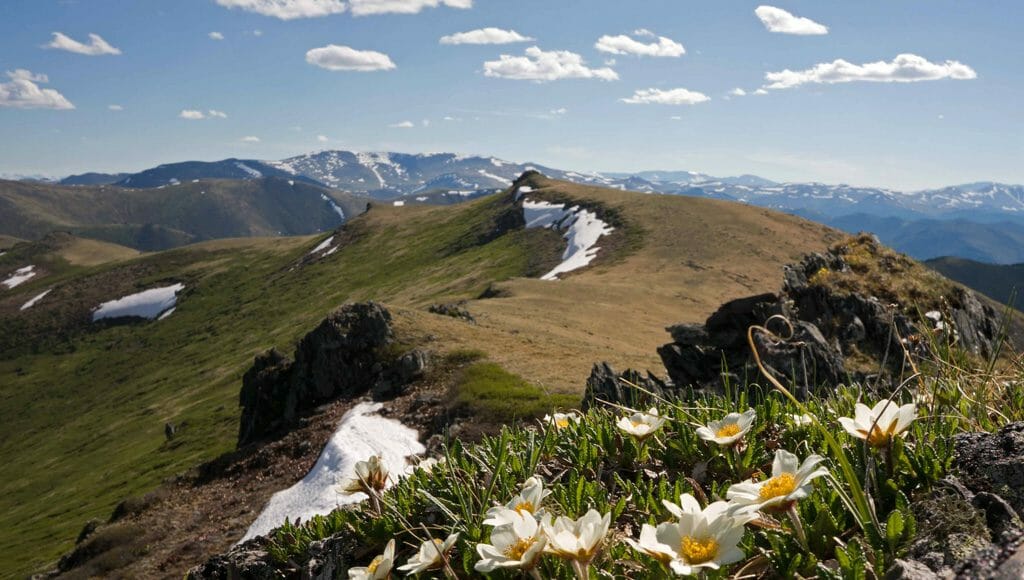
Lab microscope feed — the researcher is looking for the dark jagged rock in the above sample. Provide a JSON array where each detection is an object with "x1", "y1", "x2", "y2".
[
  {"x1": 428, "y1": 302, "x2": 476, "y2": 323},
  {"x1": 657, "y1": 240, "x2": 1005, "y2": 396},
  {"x1": 186, "y1": 538, "x2": 279, "y2": 580},
  {"x1": 581, "y1": 362, "x2": 670, "y2": 411},
  {"x1": 237, "y1": 302, "x2": 426, "y2": 447},
  {"x1": 954, "y1": 423, "x2": 1024, "y2": 517}
]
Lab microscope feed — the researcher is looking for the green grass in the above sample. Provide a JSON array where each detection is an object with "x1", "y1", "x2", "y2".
[
  {"x1": 450, "y1": 362, "x2": 579, "y2": 424},
  {"x1": 0, "y1": 192, "x2": 560, "y2": 577}
]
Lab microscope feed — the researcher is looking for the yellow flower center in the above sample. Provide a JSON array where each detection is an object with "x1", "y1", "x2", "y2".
[
  {"x1": 503, "y1": 538, "x2": 535, "y2": 560},
  {"x1": 367, "y1": 555, "x2": 383, "y2": 574},
  {"x1": 630, "y1": 419, "x2": 647, "y2": 429},
  {"x1": 759, "y1": 473, "x2": 797, "y2": 501},
  {"x1": 555, "y1": 418, "x2": 570, "y2": 428},
  {"x1": 864, "y1": 420, "x2": 898, "y2": 447},
  {"x1": 680, "y1": 536, "x2": 719, "y2": 565},
  {"x1": 716, "y1": 424, "x2": 742, "y2": 438},
  {"x1": 514, "y1": 500, "x2": 535, "y2": 514}
]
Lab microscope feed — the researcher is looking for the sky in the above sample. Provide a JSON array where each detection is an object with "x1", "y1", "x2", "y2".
[{"x1": 0, "y1": 0, "x2": 1022, "y2": 190}]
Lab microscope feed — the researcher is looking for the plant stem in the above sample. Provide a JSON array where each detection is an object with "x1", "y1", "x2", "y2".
[{"x1": 787, "y1": 504, "x2": 811, "y2": 552}]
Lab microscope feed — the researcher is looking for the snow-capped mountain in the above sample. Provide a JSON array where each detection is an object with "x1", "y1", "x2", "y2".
[{"x1": 103, "y1": 159, "x2": 323, "y2": 189}]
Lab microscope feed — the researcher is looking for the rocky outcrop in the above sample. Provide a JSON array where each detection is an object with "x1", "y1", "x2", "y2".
[
  {"x1": 428, "y1": 302, "x2": 476, "y2": 323},
  {"x1": 237, "y1": 302, "x2": 429, "y2": 447},
  {"x1": 581, "y1": 362, "x2": 670, "y2": 411},
  {"x1": 657, "y1": 241, "x2": 1004, "y2": 396}
]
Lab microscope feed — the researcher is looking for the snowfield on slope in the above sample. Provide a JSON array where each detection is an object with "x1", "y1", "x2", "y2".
[
  {"x1": 20, "y1": 289, "x2": 51, "y2": 310},
  {"x1": 309, "y1": 236, "x2": 334, "y2": 255},
  {"x1": 240, "y1": 402, "x2": 425, "y2": 542},
  {"x1": 2, "y1": 265, "x2": 36, "y2": 289},
  {"x1": 522, "y1": 200, "x2": 614, "y2": 280},
  {"x1": 92, "y1": 283, "x2": 185, "y2": 321}
]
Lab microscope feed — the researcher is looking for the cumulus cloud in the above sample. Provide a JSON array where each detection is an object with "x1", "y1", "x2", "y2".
[
  {"x1": 754, "y1": 88, "x2": 769, "y2": 95},
  {"x1": 440, "y1": 27, "x2": 533, "y2": 45},
  {"x1": 0, "y1": 70, "x2": 74, "y2": 110},
  {"x1": 306, "y1": 44, "x2": 396, "y2": 71},
  {"x1": 215, "y1": 0, "x2": 347, "y2": 20},
  {"x1": 483, "y1": 46, "x2": 618, "y2": 82},
  {"x1": 763, "y1": 53, "x2": 978, "y2": 90},
  {"x1": 730, "y1": 88, "x2": 747, "y2": 96},
  {"x1": 208, "y1": 109, "x2": 228, "y2": 118},
  {"x1": 45, "y1": 32, "x2": 122, "y2": 56},
  {"x1": 241, "y1": 136, "x2": 261, "y2": 142},
  {"x1": 755, "y1": 6, "x2": 828, "y2": 35},
  {"x1": 621, "y1": 87, "x2": 710, "y2": 105},
  {"x1": 350, "y1": 0, "x2": 471, "y2": 16},
  {"x1": 389, "y1": 120, "x2": 415, "y2": 128},
  {"x1": 108, "y1": 104, "x2": 123, "y2": 111},
  {"x1": 595, "y1": 32, "x2": 684, "y2": 57},
  {"x1": 179, "y1": 109, "x2": 206, "y2": 120},
  {"x1": 209, "y1": 31, "x2": 225, "y2": 40}
]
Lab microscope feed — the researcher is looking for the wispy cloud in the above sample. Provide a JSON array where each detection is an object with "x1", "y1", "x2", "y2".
[
  {"x1": 241, "y1": 136, "x2": 261, "y2": 142},
  {"x1": 350, "y1": 0, "x2": 471, "y2": 16},
  {"x1": 484, "y1": 46, "x2": 618, "y2": 82},
  {"x1": 317, "y1": 134, "x2": 329, "y2": 142},
  {"x1": 755, "y1": 6, "x2": 828, "y2": 35},
  {"x1": 108, "y1": 104, "x2": 123, "y2": 111},
  {"x1": 621, "y1": 87, "x2": 710, "y2": 105},
  {"x1": 440, "y1": 28, "x2": 533, "y2": 45},
  {"x1": 389, "y1": 120, "x2": 415, "y2": 128},
  {"x1": 763, "y1": 53, "x2": 977, "y2": 90},
  {"x1": 0, "y1": 70, "x2": 74, "y2": 110},
  {"x1": 208, "y1": 109, "x2": 228, "y2": 118},
  {"x1": 595, "y1": 32, "x2": 684, "y2": 57},
  {"x1": 215, "y1": 0, "x2": 347, "y2": 20},
  {"x1": 179, "y1": 109, "x2": 228, "y2": 120},
  {"x1": 729, "y1": 88, "x2": 747, "y2": 97},
  {"x1": 306, "y1": 44, "x2": 396, "y2": 71},
  {"x1": 45, "y1": 32, "x2": 121, "y2": 55},
  {"x1": 209, "y1": 31, "x2": 225, "y2": 40}
]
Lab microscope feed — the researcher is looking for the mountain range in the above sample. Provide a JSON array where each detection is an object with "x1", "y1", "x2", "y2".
[{"x1": 32, "y1": 149, "x2": 1024, "y2": 264}]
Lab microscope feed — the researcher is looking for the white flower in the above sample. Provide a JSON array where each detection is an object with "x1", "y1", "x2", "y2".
[
  {"x1": 339, "y1": 455, "x2": 389, "y2": 496},
  {"x1": 397, "y1": 533, "x2": 459, "y2": 575},
  {"x1": 627, "y1": 494, "x2": 752, "y2": 575},
  {"x1": 616, "y1": 407, "x2": 666, "y2": 441},
  {"x1": 544, "y1": 412, "x2": 581, "y2": 430},
  {"x1": 349, "y1": 539, "x2": 395, "y2": 579},
  {"x1": 726, "y1": 450, "x2": 828, "y2": 514},
  {"x1": 484, "y1": 476, "x2": 551, "y2": 526},
  {"x1": 789, "y1": 413, "x2": 813, "y2": 428},
  {"x1": 541, "y1": 509, "x2": 611, "y2": 564},
  {"x1": 695, "y1": 409, "x2": 756, "y2": 447},
  {"x1": 838, "y1": 400, "x2": 917, "y2": 448},
  {"x1": 475, "y1": 509, "x2": 547, "y2": 572}
]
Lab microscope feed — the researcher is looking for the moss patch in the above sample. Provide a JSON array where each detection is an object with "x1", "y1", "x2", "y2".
[{"x1": 449, "y1": 362, "x2": 578, "y2": 425}]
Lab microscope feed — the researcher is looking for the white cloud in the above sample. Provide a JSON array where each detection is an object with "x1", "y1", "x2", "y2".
[
  {"x1": 209, "y1": 31, "x2": 225, "y2": 40},
  {"x1": 550, "y1": 107, "x2": 567, "y2": 115},
  {"x1": 253, "y1": 29, "x2": 264, "y2": 36},
  {"x1": 208, "y1": 109, "x2": 228, "y2": 118},
  {"x1": 621, "y1": 87, "x2": 710, "y2": 105},
  {"x1": 670, "y1": 115, "x2": 682, "y2": 121},
  {"x1": 306, "y1": 44, "x2": 396, "y2": 71},
  {"x1": 108, "y1": 104, "x2": 123, "y2": 111},
  {"x1": 763, "y1": 53, "x2": 978, "y2": 90},
  {"x1": 483, "y1": 46, "x2": 618, "y2": 82},
  {"x1": 317, "y1": 134, "x2": 329, "y2": 142},
  {"x1": 595, "y1": 32, "x2": 684, "y2": 57},
  {"x1": 754, "y1": 88, "x2": 769, "y2": 95},
  {"x1": 440, "y1": 27, "x2": 533, "y2": 45},
  {"x1": 45, "y1": 32, "x2": 121, "y2": 55},
  {"x1": 755, "y1": 6, "x2": 828, "y2": 35},
  {"x1": 443, "y1": 115, "x2": 460, "y2": 121},
  {"x1": 349, "y1": 0, "x2": 471, "y2": 16},
  {"x1": 729, "y1": 88, "x2": 747, "y2": 96},
  {"x1": 179, "y1": 109, "x2": 206, "y2": 120},
  {"x1": 0, "y1": 70, "x2": 74, "y2": 110},
  {"x1": 241, "y1": 136, "x2": 261, "y2": 142},
  {"x1": 215, "y1": 0, "x2": 347, "y2": 20},
  {"x1": 633, "y1": 28, "x2": 655, "y2": 38},
  {"x1": 389, "y1": 120, "x2": 415, "y2": 128}
]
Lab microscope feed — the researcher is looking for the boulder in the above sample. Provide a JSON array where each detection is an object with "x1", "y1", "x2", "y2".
[{"x1": 581, "y1": 362, "x2": 670, "y2": 411}]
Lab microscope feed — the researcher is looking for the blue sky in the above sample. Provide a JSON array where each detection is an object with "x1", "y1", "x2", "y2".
[{"x1": 1, "y1": 0, "x2": 1021, "y2": 190}]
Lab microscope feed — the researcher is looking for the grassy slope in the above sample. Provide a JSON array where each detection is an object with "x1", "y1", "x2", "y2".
[
  {"x1": 926, "y1": 256, "x2": 1024, "y2": 309},
  {"x1": 0, "y1": 181, "x2": 839, "y2": 577},
  {"x1": 0, "y1": 178, "x2": 367, "y2": 250}
]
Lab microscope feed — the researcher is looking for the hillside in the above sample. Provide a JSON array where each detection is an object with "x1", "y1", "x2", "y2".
[
  {"x1": 0, "y1": 175, "x2": 847, "y2": 576},
  {"x1": 927, "y1": 256, "x2": 1024, "y2": 308},
  {"x1": 0, "y1": 178, "x2": 366, "y2": 251}
]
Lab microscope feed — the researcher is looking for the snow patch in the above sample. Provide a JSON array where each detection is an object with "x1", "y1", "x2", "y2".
[
  {"x1": 514, "y1": 185, "x2": 534, "y2": 201},
  {"x1": 320, "y1": 194, "x2": 346, "y2": 220},
  {"x1": 235, "y1": 162, "x2": 263, "y2": 178},
  {"x1": 393, "y1": 201, "x2": 405, "y2": 207},
  {"x1": 20, "y1": 288, "x2": 51, "y2": 310},
  {"x1": 2, "y1": 265, "x2": 36, "y2": 289},
  {"x1": 92, "y1": 283, "x2": 185, "y2": 321},
  {"x1": 478, "y1": 169, "x2": 511, "y2": 186},
  {"x1": 310, "y1": 236, "x2": 335, "y2": 255},
  {"x1": 415, "y1": 196, "x2": 428, "y2": 202},
  {"x1": 522, "y1": 200, "x2": 614, "y2": 280},
  {"x1": 240, "y1": 402, "x2": 424, "y2": 542},
  {"x1": 288, "y1": 180, "x2": 295, "y2": 186}
]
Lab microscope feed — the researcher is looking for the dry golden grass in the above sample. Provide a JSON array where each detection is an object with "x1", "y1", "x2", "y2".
[{"x1": 56, "y1": 236, "x2": 140, "y2": 266}]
